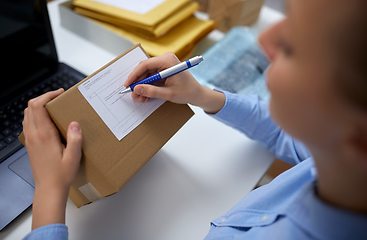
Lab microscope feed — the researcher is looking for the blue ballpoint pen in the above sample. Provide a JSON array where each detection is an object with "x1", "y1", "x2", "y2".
[{"x1": 119, "y1": 55, "x2": 203, "y2": 94}]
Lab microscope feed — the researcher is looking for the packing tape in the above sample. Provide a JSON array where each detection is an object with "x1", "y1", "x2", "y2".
[{"x1": 78, "y1": 182, "x2": 103, "y2": 202}]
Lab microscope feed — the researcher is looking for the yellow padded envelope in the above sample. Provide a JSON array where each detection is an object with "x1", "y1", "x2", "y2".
[
  {"x1": 88, "y1": 15, "x2": 215, "y2": 59},
  {"x1": 73, "y1": 0, "x2": 199, "y2": 38}
]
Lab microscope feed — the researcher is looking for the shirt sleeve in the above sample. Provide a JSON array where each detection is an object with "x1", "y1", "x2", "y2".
[
  {"x1": 209, "y1": 90, "x2": 310, "y2": 165},
  {"x1": 23, "y1": 224, "x2": 68, "y2": 240}
]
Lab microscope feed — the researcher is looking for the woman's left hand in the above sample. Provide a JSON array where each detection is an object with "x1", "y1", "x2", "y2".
[{"x1": 22, "y1": 88, "x2": 83, "y2": 229}]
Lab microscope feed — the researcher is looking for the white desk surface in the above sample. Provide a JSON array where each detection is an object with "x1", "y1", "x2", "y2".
[{"x1": 0, "y1": 1, "x2": 283, "y2": 239}]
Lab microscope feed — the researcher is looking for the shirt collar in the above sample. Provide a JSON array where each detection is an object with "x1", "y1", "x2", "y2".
[{"x1": 285, "y1": 181, "x2": 367, "y2": 240}]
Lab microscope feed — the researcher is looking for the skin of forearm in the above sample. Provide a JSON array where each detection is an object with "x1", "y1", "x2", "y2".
[
  {"x1": 193, "y1": 86, "x2": 226, "y2": 114},
  {"x1": 31, "y1": 186, "x2": 69, "y2": 230}
]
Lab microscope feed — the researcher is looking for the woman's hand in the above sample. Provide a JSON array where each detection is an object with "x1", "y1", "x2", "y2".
[
  {"x1": 125, "y1": 52, "x2": 204, "y2": 104},
  {"x1": 125, "y1": 52, "x2": 226, "y2": 114},
  {"x1": 22, "y1": 89, "x2": 83, "y2": 229}
]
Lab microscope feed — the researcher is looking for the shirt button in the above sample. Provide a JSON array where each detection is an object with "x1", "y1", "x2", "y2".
[
  {"x1": 220, "y1": 218, "x2": 227, "y2": 222},
  {"x1": 261, "y1": 215, "x2": 269, "y2": 221}
]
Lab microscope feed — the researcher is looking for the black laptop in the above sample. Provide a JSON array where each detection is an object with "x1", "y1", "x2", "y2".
[{"x1": 0, "y1": 0, "x2": 86, "y2": 230}]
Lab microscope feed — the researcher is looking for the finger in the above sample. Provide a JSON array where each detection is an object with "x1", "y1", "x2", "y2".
[
  {"x1": 25, "y1": 104, "x2": 37, "y2": 131},
  {"x1": 28, "y1": 88, "x2": 64, "y2": 108},
  {"x1": 137, "y1": 95, "x2": 145, "y2": 103},
  {"x1": 63, "y1": 122, "x2": 82, "y2": 169},
  {"x1": 125, "y1": 59, "x2": 158, "y2": 87},
  {"x1": 22, "y1": 106, "x2": 37, "y2": 146},
  {"x1": 131, "y1": 71, "x2": 151, "y2": 84},
  {"x1": 22, "y1": 108, "x2": 28, "y2": 125},
  {"x1": 131, "y1": 92, "x2": 139, "y2": 99},
  {"x1": 125, "y1": 53, "x2": 180, "y2": 87},
  {"x1": 22, "y1": 108, "x2": 29, "y2": 134},
  {"x1": 134, "y1": 84, "x2": 173, "y2": 101},
  {"x1": 28, "y1": 89, "x2": 64, "y2": 128}
]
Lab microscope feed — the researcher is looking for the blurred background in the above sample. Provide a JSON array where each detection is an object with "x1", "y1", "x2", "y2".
[{"x1": 265, "y1": 0, "x2": 285, "y2": 13}]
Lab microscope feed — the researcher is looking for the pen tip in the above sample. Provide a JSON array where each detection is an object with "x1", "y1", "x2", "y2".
[{"x1": 119, "y1": 87, "x2": 131, "y2": 94}]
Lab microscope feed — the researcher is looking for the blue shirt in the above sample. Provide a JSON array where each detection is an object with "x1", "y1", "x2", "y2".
[
  {"x1": 23, "y1": 91, "x2": 367, "y2": 239},
  {"x1": 23, "y1": 224, "x2": 68, "y2": 240}
]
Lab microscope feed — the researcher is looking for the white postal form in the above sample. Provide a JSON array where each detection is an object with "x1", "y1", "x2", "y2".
[{"x1": 78, "y1": 47, "x2": 165, "y2": 141}]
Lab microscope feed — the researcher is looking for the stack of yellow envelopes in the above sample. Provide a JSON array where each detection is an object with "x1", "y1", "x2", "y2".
[
  {"x1": 72, "y1": 0, "x2": 215, "y2": 59},
  {"x1": 73, "y1": 0, "x2": 199, "y2": 39}
]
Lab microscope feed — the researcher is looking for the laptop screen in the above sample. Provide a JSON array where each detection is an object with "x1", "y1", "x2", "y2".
[{"x1": 0, "y1": 0, "x2": 58, "y2": 103}]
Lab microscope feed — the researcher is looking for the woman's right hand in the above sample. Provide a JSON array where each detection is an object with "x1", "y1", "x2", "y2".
[
  {"x1": 125, "y1": 52, "x2": 226, "y2": 114},
  {"x1": 125, "y1": 52, "x2": 204, "y2": 104}
]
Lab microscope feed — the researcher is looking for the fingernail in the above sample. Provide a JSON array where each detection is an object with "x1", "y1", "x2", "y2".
[
  {"x1": 72, "y1": 126, "x2": 80, "y2": 132},
  {"x1": 70, "y1": 122, "x2": 81, "y2": 132},
  {"x1": 140, "y1": 87, "x2": 144, "y2": 95}
]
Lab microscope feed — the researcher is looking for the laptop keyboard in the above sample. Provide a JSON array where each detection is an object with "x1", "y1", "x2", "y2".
[{"x1": 0, "y1": 70, "x2": 81, "y2": 163}]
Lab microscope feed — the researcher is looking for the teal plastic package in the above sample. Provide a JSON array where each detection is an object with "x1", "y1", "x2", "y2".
[{"x1": 190, "y1": 27, "x2": 270, "y2": 100}]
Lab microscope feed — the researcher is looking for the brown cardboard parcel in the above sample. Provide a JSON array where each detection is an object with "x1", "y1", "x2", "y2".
[
  {"x1": 201, "y1": 0, "x2": 265, "y2": 32},
  {"x1": 19, "y1": 44, "x2": 194, "y2": 207}
]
